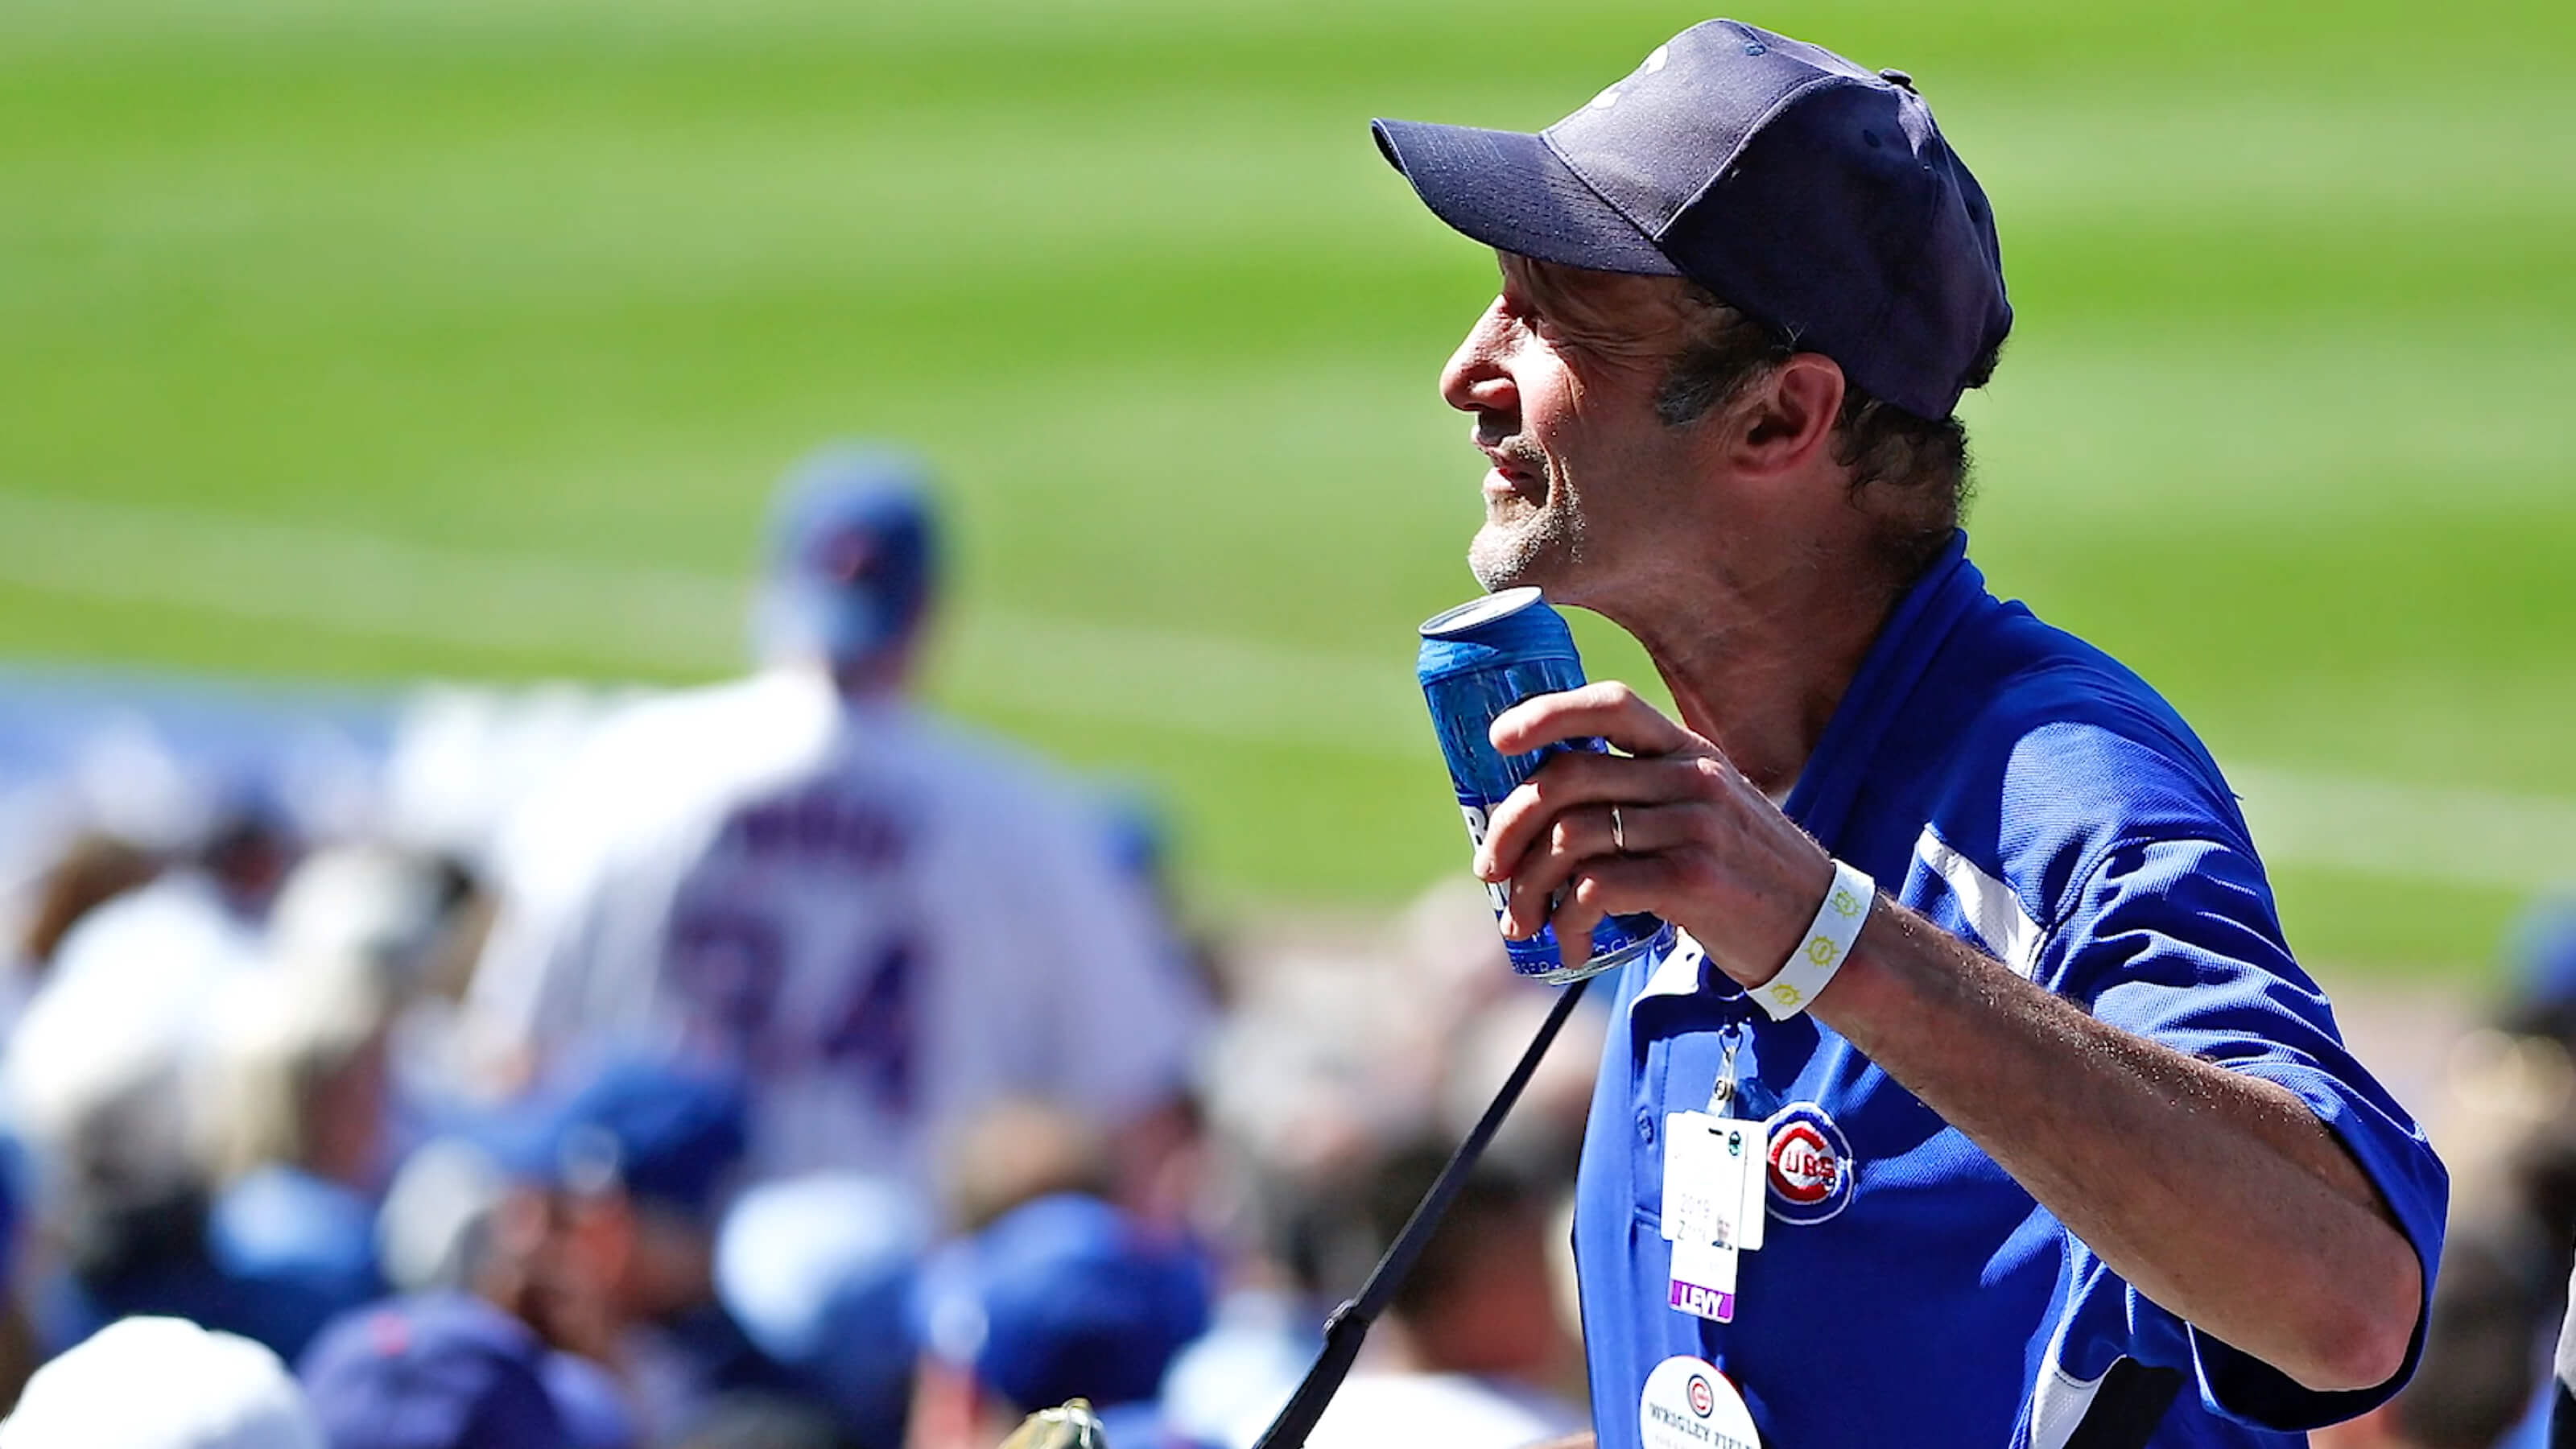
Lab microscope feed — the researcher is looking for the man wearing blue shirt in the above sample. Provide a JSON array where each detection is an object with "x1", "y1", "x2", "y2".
[{"x1": 1368, "y1": 19, "x2": 2444, "y2": 1448}]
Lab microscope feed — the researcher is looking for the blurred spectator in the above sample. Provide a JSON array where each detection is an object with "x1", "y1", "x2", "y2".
[
  {"x1": 7, "y1": 900, "x2": 231, "y2": 1354},
  {"x1": 411, "y1": 1052, "x2": 785, "y2": 1443},
  {"x1": 374, "y1": 1135, "x2": 510, "y2": 1299},
  {"x1": 1217, "y1": 1145, "x2": 1581, "y2": 1449},
  {"x1": 905, "y1": 1193, "x2": 1212, "y2": 1449},
  {"x1": 467, "y1": 444, "x2": 1206, "y2": 1195},
  {"x1": 2335, "y1": 902, "x2": 2576, "y2": 1449},
  {"x1": 267, "y1": 844, "x2": 475, "y2": 1011},
  {"x1": 1354, "y1": 1146, "x2": 1579, "y2": 1393},
  {"x1": 192, "y1": 960, "x2": 394, "y2": 1360},
  {"x1": 17, "y1": 806, "x2": 283, "y2": 1103},
  {"x1": 6, "y1": 841, "x2": 480, "y2": 1364},
  {"x1": 0, "y1": 1316, "x2": 321, "y2": 1449},
  {"x1": 260, "y1": 844, "x2": 495, "y2": 1117},
  {"x1": 194, "y1": 804, "x2": 300, "y2": 922},
  {"x1": 714, "y1": 1171, "x2": 929, "y2": 1447},
  {"x1": 6, "y1": 830, "x2": 156, "y2": 994},
  {"x1": 939, "y1": 1096, "x2": 1117, "y2": 1236},
  {"x1": 1435, "y1": 986, "x2": 1607, "y2": 1187},
  {"x1": 43, "y1": 799, "x2": 301, "y2": 1010},
  {"x1": 182, "y1": 844, "x2": 480, "y2": 1361},
  {"x1": 5, "y1": 802, "x2": 300, "y2": 1343},
  {"x1": 2500, "y1": 901, "x2": 2576, "y2": 1048},
  {"x1": 299, "y1": 1291, "x2": 625, "y2": 1449},
  {"x1": 1166, "y1": 886, "x2": 1597, "y2": 1449}
]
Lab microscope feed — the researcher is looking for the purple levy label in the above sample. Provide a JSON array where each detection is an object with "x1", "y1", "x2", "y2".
[{"x1": 1667, "y1": 1278, "x2": 1736, "y2": 1322}]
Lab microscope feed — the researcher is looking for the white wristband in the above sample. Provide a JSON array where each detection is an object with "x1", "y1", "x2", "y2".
[{"x1": 1753, "y1": 859, "x2": 1876, "y2": 1020}]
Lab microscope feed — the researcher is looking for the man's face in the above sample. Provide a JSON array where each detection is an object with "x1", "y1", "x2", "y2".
[{"x1": 1439, "y1": 254, "x2": 1709, "y2": 599}]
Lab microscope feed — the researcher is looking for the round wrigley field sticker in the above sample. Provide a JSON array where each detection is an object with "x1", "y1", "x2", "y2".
[
  {"x1": 1638, "y1": 1355, "x2": 1759, "y2": 1449},
  {"x1": 1764, "y1": 1103, "x2": 1856, "y2": 1225}
]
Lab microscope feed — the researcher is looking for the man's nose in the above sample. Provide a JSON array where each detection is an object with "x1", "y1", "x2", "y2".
[{"x1": 1439, "y1": 299, "x2": 1518, "y2": 418}]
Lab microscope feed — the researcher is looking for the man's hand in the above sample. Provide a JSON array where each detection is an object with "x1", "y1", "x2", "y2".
[{"x1": 1473, "y1": 682, "x2": 1832, "y2": 980}]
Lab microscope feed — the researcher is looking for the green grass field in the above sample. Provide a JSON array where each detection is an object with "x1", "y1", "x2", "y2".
[{"x1": 3, "y1": 0, "x2": 2571, "y2": 989}]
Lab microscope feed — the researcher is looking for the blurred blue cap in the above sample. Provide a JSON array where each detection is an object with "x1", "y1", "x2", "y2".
[
  {"x1": 751, "y1": 444, "x2": 939, "y2": 667},
  {"x1": 206, "y1": 1166, "x2": 385, "y2": 1361},
  {"x1": 2510, "y1": 898, "x2": 2576, "y2": 1014},
  {"x1": 297, "y1": 1294, "x2": 569, "y2": 1449},
  {"x1": 485, "y1": 1053, "x2": 750, "y2": 1220},
  {"x1": 910, "y1": 1194, "x2": 1213, "y2": 1414},
  {"x1": 1373, "y1": 19, "x2": 2009, "y2": 420},
  {"x1": 714, "y1": 1172, "x2": 929, "y2": 1441},
  {"x1": 1102, "y1": 787, "x2": 1172, "y2": 886}
]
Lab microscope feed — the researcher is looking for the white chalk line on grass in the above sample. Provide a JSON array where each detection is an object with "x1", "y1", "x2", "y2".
[
  {"x1": 3, "y1": 489, "x2": 2571, "y2": 890},
  {"x1": 2230, "y1": 768, "x2": 2576, "y2": 895}
]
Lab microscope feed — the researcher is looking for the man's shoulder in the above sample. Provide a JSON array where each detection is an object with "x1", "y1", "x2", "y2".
[
  {"x1": 1906, "y1": 594, "x2": 2256, "y2": 927},
  {"x1": 1935, "y1": 595, "x2": 2211, "y2": 765}
]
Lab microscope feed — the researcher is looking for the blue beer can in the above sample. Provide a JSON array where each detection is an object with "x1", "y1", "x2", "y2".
[{"x1": 1418, "y1": 588, "x2": 1671, "y2": 983}]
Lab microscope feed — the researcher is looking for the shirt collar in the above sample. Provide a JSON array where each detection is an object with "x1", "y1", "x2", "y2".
[{"x1": 1778, "y1": 530, "x2": 1988, "y2": 848}]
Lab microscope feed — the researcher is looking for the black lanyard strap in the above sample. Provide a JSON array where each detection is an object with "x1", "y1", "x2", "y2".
[{"x1": 1250, "y1": 974, "x2": 1596, "y2": 1449}]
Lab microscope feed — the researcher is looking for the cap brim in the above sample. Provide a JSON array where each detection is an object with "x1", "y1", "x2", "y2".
[{"x1": 1372, "y1": 118, "x2": 1680, "y2": 277}]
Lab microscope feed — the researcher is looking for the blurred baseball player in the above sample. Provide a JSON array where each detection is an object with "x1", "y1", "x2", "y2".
[
  {"x1": 468, "y1": 446, "x2": 1204, "y2": 1191},
  {"x1": 1368, "y1": 19, "x2": 2443, "y2": 1448}
]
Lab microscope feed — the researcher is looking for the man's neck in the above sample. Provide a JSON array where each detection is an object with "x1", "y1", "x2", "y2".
[{"x1": 1606, "y1": 551, "x2": 1905, "y2": 796}]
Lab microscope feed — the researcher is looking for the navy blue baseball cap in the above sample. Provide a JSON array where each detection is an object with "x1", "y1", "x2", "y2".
[
  {"x1": 1373, "y1": 19, "x2": 2010, "y2": 420},
  {"x1": 297, "y1": 1294, "x2": 568, "y2": 1449},
  {"x1": 910, "y1": 1194, "x2": 1213, "y2": 1414},
  {"x1": 751, "y1": 443, "x2": 940, "y2": 667}
]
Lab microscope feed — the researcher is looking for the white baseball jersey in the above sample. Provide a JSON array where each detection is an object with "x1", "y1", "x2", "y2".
[{"x1": 470, "y1": 669, "x2": 1204, "y2": 1186}]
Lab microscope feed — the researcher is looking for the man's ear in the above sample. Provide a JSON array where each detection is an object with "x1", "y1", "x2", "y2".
[{"x1": 1725, "y1": 353, "x2": 1845, "y2": 477}]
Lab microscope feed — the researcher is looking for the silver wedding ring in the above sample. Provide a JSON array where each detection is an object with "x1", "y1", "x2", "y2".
[{"x1": 1610, "y1": 803, "x2": 1628, "y2": 853}]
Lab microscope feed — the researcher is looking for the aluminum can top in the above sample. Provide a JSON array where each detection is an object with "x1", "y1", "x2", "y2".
[{"x1": 1418, "y1": 588, "x2": 1575, "y2": 679}]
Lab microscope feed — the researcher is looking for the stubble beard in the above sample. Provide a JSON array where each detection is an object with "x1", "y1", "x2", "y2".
[
  {"x1": 1468, "y1": 450, "x2": 1585, "y2": 594},
  {"x1": 1468, "y1": 508, "x2": 1581, "y2": 593}
]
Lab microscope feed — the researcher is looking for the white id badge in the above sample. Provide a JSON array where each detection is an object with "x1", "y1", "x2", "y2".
[
  {"x1": 1666, "y1": 1236, "x2": 1737, "y2": 1322},
  {"x1": 1662, "y1": 1113, "x2": 1767, "y2": 1249}
]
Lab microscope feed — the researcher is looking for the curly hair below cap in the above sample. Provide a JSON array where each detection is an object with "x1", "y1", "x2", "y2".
[{"x1": 1653, "y1": 281, "x2": 2000, "y2": 583}]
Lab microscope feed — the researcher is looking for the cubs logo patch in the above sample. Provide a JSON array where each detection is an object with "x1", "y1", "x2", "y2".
[
  {"x1": 1686, "y1": 1374, "x2": 1715, "y2": 1418},
  {"x1": 1764, "y1": 1102, "x2": 1856, "y2": 1224}
]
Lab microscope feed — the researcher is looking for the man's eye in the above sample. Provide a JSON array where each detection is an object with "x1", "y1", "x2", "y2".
[
  {"x1": 1506, "y1": 305, "x2": 1560, "y2": 343},
  {"x1": 1496, "y1": 295, "x2": 1579, "y2": 353},
  {"x1": 1529, "y1": 316, "x2": 1591, "y2": 357}
]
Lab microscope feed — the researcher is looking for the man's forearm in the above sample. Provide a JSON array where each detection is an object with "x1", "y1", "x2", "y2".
[{"x1": 1814, "y1": 901, "x2": 2421, "y2": 1393}]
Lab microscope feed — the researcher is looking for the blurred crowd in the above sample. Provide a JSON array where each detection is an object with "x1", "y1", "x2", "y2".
[
  {"x1": 0, "y1": 444, "x2": 2568, "y2": 1449},
  {"x1": 2318, "y1": 901, "x2": 2576, "y2": 1449},
  {"x1": 0, "y1": 446, "x2": 1601, "y2": 1449}
]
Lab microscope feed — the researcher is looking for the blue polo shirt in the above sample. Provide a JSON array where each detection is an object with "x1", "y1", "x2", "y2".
[{"x1": 1572, "y1": 535, "x2": 2446, "y2": 1448}]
